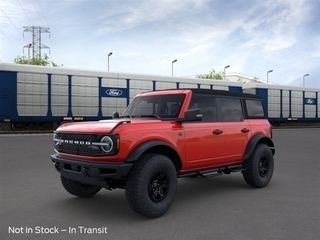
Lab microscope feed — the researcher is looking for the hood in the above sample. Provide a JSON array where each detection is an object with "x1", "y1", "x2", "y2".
[
  {"x1": 56, "y1": 118, "x2": 164, "y2": 134},
  {"x1": 56, "y1": 119, "x2": 131, "y2": 134}
]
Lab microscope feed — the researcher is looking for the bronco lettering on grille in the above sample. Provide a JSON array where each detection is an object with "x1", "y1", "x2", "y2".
[{"x1": 60, "y1": 139, "x2": 91, "y2": 145}]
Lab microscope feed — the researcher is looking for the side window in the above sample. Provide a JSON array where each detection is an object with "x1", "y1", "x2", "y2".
[
  {"x1": 188, "y1": 94, "x2": 217, "y2": 122},
  {"x1": 219, "y1": 98, "x2": 243, "y2": 122},
  {"x1": 246, "y1": 100, "x2": 265, "y2": 117},
  {"x1": 167, "y1": 102, "x2": 181, "y2": 116}
]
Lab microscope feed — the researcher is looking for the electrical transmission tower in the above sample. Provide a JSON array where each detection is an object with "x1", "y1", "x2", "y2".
[{"x1": 23, "y1": 26, "x2": 50, "y2": 60}]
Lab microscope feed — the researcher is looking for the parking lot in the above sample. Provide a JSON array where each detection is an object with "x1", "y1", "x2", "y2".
[{"x1": 1, "y1": 128, "x2": 320, "y2": 240}]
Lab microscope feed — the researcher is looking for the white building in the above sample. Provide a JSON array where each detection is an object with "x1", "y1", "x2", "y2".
[{"x1": 225, "y1": 72, "x2": 277, "y2": 84}]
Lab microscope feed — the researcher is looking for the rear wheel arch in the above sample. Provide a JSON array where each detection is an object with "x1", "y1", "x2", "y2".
[
  {"x1": 243, "y1": 134, "x2": 275, "y2": 162},
  {"x1": 125, "y1": 140, "x2": 182, "y2": 171}
]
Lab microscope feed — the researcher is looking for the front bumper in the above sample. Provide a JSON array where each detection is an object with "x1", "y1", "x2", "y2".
[{"x1": 51, "y1": 154, "x2": 133, "y2": 189}]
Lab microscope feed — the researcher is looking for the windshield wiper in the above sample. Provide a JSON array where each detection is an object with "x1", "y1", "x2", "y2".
[{"x1": 121, "y1": 115, "x2": 134, "y2": 118}]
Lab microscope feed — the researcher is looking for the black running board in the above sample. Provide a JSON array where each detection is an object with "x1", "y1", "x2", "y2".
[{"x1": 178, "y1": 165, "x2": 245, "y2": 178}]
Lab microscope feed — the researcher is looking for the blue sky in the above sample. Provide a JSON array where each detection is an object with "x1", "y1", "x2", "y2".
[{"x1": 1, "y1": 0, "x2": 319, "y2": 87}]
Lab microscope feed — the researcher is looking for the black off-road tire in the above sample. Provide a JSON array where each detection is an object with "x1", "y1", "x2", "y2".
[
  {"x1": 242, "y1": 144, "x2": 274, "y2": 188},
  {"x1": 61, "y1": 176, "x2": 101, "y2": 198},
  {"x1": 125, "y1": 154, "x2": 177, "y2": 218}
]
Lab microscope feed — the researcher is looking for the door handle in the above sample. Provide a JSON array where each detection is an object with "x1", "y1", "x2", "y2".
[
  {"x1": 212, "y1": 129, "x2": 223, "y2": 135},
  {"x1": 241, "y1": 128, "x2": 250, "y2": 133}
]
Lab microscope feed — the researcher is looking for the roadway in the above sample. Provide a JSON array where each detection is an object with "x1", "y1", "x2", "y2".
[{"x1": 0, "y1": 128, "x2": 320, "y2": 240}]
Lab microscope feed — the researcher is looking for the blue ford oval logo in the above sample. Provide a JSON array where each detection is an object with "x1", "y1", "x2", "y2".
[
  {"x1": 106, "y1": 89, "x2": 123, "y2": 97},
  {"x1": 306, "y1": 99, "x2": 315, "y2": 104}
]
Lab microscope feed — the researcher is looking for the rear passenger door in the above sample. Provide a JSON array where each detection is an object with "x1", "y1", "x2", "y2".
[{"x1": 217, "y1": 97, "x2": 251, "y2": 163}]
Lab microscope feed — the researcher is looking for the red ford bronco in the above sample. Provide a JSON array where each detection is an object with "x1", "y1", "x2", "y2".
[{"x1": 51, "y1": 89, "x2": 275, "y2": 218}]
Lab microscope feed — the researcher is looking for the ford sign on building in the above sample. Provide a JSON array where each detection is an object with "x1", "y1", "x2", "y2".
[
  {"x1": 304, "y1": 98, "x2": 317, "y2": 105},
  {"x1": 106, "y1": 89, "x2": 123, "y2": 97},
  {"x1": 101, "y1": 87, "x2": 128, "y2": 98}
]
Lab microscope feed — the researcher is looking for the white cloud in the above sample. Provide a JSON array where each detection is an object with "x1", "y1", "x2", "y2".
[{"x1": 1, "y1": 0, "x2": 319, "y2": 87}]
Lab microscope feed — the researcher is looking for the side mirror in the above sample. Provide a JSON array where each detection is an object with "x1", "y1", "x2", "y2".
[
  {"x1": 183, "y1": 109, "x2": 202, "y2": 121},
  {"x1": 113, "y1": 111, "x2": 119, "y2": 119}
]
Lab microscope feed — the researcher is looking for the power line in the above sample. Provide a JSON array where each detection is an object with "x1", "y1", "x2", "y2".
[
  {"x1": 0, "y1": 30, "x2": 22, "y2": 52},
  {"x1": 0, "y1": 51, "x2": 13, "y2": 62},
  {"x1": 0, "y1": 7, "x2": 29, "y2": 44},
  {"x1": 36, "y1": 0, "x2": 63, "y2": 64},
  {"x1": 31, "y1": 0, "x2": 46, "y2": 26},
  {"x1": 1, "y1": 1, "x2": 63, "y2": 64},
  {"x1": 35, "y1": 0, "x2": 48, "y2": 26},
  {"x1": 3, "y1": 0, "x2": 25, "y2": 28},
  {"x1": 17, "y1": 0, "x2": 34, "y2": 26}
]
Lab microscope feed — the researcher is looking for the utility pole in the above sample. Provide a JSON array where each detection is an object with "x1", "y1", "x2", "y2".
[{"x1": 23, "y1": 26, "x2": 50, "y2": 60}]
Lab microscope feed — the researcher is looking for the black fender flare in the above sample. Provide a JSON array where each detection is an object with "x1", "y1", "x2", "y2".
[
  {"x1": 243, "y1": 134, "x2": 275, "y2": 162},
  {"x1": 125, "y1": 140, "x2": 182, "y2": 166}
]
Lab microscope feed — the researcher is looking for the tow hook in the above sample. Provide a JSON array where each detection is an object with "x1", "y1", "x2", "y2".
[
  {"x1": 84, "y1": 167, "x2": 90, "y2": 177},
  {"x1": 54, "y1": 162, "x2": 60, "y2": 171}
]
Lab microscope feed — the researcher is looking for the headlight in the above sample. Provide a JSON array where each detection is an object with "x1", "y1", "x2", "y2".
[
  {"x1": 100, "y1": 136, "x2": 114, "y2": 153},
  {"x1": 53, "y1": 132, "x2": 61, "y2": 148}
]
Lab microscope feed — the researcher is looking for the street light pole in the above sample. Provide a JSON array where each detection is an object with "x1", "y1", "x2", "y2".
[
  {"x1": 172, "y1": 59, "x2": 177, "y2": 76},
  {"x1": 303, "y1": 74, "x2": 309, "y2": 87},
  {"x1": 23, "y1": 43, "x2": 33, "y2": 63},
  {"x1": 267, "y1": 70, "x2": 273, "y2": 84},
  {"x1": 108, "y1": 52, "x2": 113, "y2": 71},
  {"x1": 224, "y1": 65, "x2": 230, "y2": 80},
  {"x1": 27, "y1": 43, "x2": 32, "y2": 63}
]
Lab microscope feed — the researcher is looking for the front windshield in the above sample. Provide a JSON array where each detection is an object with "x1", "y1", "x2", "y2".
[{"x1": 123, "y1": 94, "x2": 185, "y2": 118}]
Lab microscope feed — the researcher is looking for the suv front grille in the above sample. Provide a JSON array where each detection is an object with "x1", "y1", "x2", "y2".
[{"x1": 53, "y1": 132, "x2": 105, "y2": 156}]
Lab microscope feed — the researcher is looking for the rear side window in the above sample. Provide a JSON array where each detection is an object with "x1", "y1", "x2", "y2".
[
  {"x1": 219, "y1": 98, "x2": 243, "y2": 122},
  {"x1": 245, "y1": 100, "x2": 265, "y2": 117}
]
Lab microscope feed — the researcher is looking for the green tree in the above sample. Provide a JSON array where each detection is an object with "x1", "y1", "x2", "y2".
[
  {"x1": 237, "y1": 78, "x2": 246, "y2": 84},
  {"x1": 237, "y1": 77, "x2": 262, "y2": 84},
  {"x1": 196, "y1": 69, "x2": 223, "y2": 80},
  {"x1": 252, "y1": 77, "x2": 261, "y2": 83},
  {"x1": 14, "y1": 54, "x2": 62, "y2": 67}
]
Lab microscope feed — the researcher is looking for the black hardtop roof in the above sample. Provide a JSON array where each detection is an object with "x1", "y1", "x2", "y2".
[
  {"x1": 190, "y1": 89, "x2": 261, "y2": 99},
  {"x1": 147, "y1": 88, "x2": 262, "y2": 100}
]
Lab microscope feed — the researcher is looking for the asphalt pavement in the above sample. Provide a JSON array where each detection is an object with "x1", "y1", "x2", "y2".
[{"x1": 1, "y1": 128, "x2": 320, "y2": 240}]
